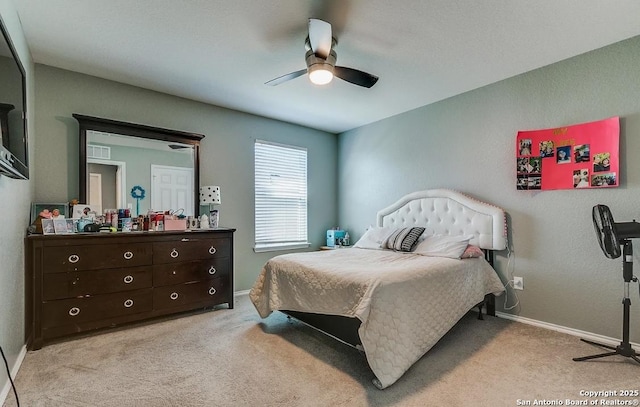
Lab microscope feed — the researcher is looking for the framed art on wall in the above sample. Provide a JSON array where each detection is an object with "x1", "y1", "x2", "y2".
[{"x1": 516, "y1": 117, "x2": 619, "y2": 190}]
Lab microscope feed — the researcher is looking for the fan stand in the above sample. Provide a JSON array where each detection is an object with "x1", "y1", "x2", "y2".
[{"x1": 573, "y1": 239, "x2": 640, "y2": 364}]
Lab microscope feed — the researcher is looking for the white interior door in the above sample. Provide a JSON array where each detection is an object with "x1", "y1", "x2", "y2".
[
  {"x1": 151, "y1": 165, "x2": 194, "y2": 216},
  {"x1": 88, "y1": 172, "x2": 103, "y2": 214}
]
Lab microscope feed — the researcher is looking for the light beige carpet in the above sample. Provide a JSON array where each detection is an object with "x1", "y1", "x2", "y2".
[{"x1": 4, "y1": 294, "x2": 639, "y2": 407}]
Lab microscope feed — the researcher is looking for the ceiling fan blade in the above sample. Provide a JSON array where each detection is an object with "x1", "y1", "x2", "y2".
[
  {"x1": 334, "y1": 66, "x2": 379, "y2": 88},
  {"x1": 308, "y1": 18, "x2": 332, "y2": 59},
  {"x1": 265, "y1": 69, "x2": 307, "y2": 86}
]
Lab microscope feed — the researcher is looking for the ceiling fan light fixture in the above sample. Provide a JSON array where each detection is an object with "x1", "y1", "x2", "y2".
[
  {"x1": 308, "y1": 64, "x2": 334, "y2": 85},
  {"x1": 266, "y1": 20, "x2": 377, "y2": 88}
]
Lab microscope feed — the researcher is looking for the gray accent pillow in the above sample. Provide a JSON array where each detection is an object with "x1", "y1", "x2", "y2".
[{"x1": 385, "y1": 227, "x2": 426, "y2": 252}]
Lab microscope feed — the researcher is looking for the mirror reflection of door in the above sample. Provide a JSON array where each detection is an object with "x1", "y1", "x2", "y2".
[
  {"x1": 88, "y1": 172, "x2": 103, "y2": 214},
  {"x1": 88, "y1": 160, "x2": 126, "y2": 212},
  {"x1": 85, "y1": 130, "x2": 196, "y2": 216},
  {"x1": 151, "y1": 165, "x2": 194, "y2": 215}
]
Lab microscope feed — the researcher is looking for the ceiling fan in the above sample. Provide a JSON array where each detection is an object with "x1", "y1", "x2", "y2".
[{"x1": 265, "y1": 18, "x2": 379, "y2": 88}]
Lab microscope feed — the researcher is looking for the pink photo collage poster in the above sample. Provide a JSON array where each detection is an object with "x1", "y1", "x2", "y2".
[{"x1": 516, "y1": 117, "x2": 619, "y2": 190}]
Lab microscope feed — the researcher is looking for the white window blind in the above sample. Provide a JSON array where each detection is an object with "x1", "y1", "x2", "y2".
[{"x1": 254, "y1": 140, "x2": 309, "y2": 252}]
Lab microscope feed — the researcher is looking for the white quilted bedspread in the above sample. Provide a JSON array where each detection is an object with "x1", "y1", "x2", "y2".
[{"x1": 249, "y1": 248, "x2": 505, "y2": 389}]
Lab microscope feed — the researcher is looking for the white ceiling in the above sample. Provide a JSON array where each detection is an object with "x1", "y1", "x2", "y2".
[{"x1": 14, "y1": 1, "x2": 640, "y2": 134}]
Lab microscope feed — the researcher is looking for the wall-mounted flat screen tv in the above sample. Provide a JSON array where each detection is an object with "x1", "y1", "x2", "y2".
[{"x1": 0, "y1": 14, "x2": 29, "y2": 180}]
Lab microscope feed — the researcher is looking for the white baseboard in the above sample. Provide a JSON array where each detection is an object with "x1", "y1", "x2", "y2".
[
  {"x1": 0, "y1": 344, "x2": 27, "y2": 406},
  {"x1": 496, "y1": 311, "x2": 640, "y2": 349},
  {"x1": 235, "y1": 289, "x2": 250, "y2": 297}
]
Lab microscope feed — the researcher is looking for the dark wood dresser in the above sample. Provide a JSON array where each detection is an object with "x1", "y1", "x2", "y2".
[{"x1": 25, "y1": 228, "x2": 235, "y2": 350}]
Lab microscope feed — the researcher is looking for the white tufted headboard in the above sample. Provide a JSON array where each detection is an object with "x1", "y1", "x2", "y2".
[{"x1": 376, "y1": 189, "x2": 507, "y2": 251}]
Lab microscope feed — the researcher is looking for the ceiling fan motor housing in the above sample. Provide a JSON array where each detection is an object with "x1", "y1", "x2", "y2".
[{"x1": 305, "y1": 49, "x2": 337, "y2": 75}]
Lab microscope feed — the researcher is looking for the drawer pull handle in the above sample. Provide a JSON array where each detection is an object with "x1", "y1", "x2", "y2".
[
  {"x1": 68, "y1": 307, "x2": 80, "y2": 316},
  {"x1": 68, "y1": 254, "x2": 80, "y2": 263},
  {"x1": 123, "y1": 275, "x2": 134, "y2": 284},
  {"x1": 124, "y1": 299, "x2": 134, "y2": 308},
  {"x1": 208, "y1": 267, "x2": 216, "y2": 275},
  {"x1": 170, "y1": 292, "x2": 179, "y2": 300},
  {"x1": 209, "y1": 287, "x2": 217, "y2": 296},
  {"x1": 172, "y1": 271, "x2": 177, "y2": 275},
  {"x1": 209, "y1": 246, "x2": 217, "y2": 255},
  {"x1": 123, "y1": 251, "x2": 134, "y2": 260},
  {"x1": 170, "y1": 249, "x2": 179, "y2": 258}
]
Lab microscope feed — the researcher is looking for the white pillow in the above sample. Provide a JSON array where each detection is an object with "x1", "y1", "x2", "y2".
[
  {"x1": 413, "y1": 234, "x2": 473, "y2": 259},
  {"x1": 353, "y1": 226, "x2": 395, "y2": 249}
]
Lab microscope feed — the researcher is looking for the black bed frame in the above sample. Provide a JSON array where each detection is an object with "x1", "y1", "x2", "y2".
[{"x1": 283, "y1": 249, "x2": 499, "y2": 349}]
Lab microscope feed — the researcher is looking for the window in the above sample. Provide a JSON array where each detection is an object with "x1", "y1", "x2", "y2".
[{"x1": 254, "y1": 140, "x2": 309, "y2": 252}]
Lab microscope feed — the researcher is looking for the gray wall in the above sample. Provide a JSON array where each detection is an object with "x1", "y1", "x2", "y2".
[
  {"x1": 33, "y1": 64, "x2": 338, "y2": 292},
  {"x1": 0, "y1": 0, "x2": 34, "y2": 393},
  {"x1": 339, "y1": 36, "x2": 640, "y2": 343}
]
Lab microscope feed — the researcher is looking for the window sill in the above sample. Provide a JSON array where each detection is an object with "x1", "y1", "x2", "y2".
[{"x1": 254, "y1": 242, "x2": 311, "y2": 253}]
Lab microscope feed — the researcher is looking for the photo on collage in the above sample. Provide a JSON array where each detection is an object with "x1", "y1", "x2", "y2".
[
  {"x1": 591, "y1": 172, "x2": 617, "y2": 187},
  {"x1": 539, "y1": 140, "x2": 555, "y2": 158},
  {"x1": 519, "y1": 139, "x2": 532, "y2": 156},
  {"x1": 573, "y1": 169, "x2": 589, "y2": 188},
  {"x1": 573, "y1": 144, "x2": 590, "y2": 163},
  {"x1": 556, "y1": 146, "x2": 571, "y2": 164},
  {"x1": 593, "y1": 152, "x2": 611, "y2": 172}
]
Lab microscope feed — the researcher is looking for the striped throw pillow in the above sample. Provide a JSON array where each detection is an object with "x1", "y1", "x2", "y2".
[{"x1": 385, "y1": 227, "x2": 426, "y2": 252}]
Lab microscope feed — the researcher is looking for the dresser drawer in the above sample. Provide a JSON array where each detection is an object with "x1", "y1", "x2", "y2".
[
  {"x1": 153, "y1": 257, "x2": 230, "y2": 286},
  {"x1": 153, "y1": 237, "x2": 230, "y2": 264},
  {"x1": 43, "y1": 243, "x2": 153, "y2": 272},
  {"x1": 41, "y1": 288, "x2": 153, "y2": 328},
  {"x1": 153, "y1": 279, "x2": 228, "y2": 310},
  {"x1": 43, "y1": 266, "x2": 153, "y2": 300}
]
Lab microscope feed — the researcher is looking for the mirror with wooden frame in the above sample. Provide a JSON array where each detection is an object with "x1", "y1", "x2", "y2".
[{"x1": 74, "y1": 114, "x2": 204, "y2": 217}]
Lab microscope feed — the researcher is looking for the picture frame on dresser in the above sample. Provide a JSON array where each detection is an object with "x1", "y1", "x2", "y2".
[
  {"x1": 71, "y1": 204, "x2": 98, "y2": 219},
  {"x1": 41, "y1": 219, "x2": 55, "y2": 235},
  {"x1": 53, "y1": 218, "x2": 71, "y2": 234},
  {"x1": 30, "y1": 202, "x2": 69, "y2": 223}
]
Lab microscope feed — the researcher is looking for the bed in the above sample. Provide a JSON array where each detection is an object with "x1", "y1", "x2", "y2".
[{"x1": 249, "y1": 189, "x2": 507, "y2": 389}]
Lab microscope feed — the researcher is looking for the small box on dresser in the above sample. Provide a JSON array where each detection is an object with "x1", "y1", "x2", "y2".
[{"x1": 25, "y1": 228, "x2": 235, "y2": 350}]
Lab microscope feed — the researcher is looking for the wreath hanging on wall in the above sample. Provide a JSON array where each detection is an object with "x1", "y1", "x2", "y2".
[
  {"x1": 131, "y1": 185, "x2": 146, "y2": 200},
  {"x1": 130, "y1": 185, "x2": 146, "y2": 216}
]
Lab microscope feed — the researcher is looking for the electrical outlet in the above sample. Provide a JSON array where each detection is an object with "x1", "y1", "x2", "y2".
[{"x1": 513, "y1": 276, "x2": 524, "y2": 290}]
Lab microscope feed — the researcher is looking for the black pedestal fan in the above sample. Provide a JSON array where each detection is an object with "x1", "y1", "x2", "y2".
[{"x1": 573, "y1": 204, "x2": 640, "y2": 364}]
